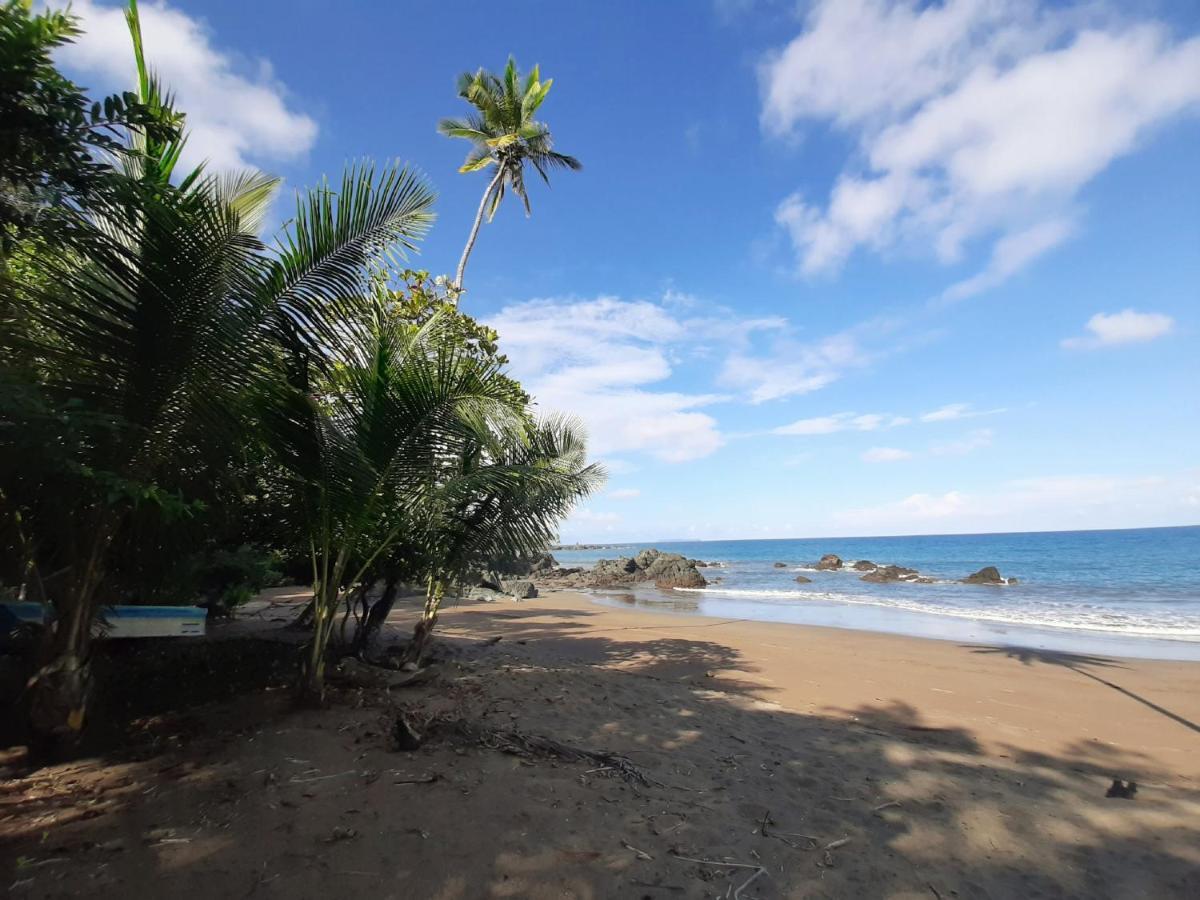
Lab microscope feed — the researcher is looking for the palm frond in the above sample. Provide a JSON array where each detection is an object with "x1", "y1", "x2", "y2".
[{"x1": 266, "y1": 160, "x2": 435, "y2": 357}]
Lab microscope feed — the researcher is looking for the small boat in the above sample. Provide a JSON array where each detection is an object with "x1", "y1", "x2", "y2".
[{"x1": 1, "y1": 602, "x2": 206, "y2": 639}]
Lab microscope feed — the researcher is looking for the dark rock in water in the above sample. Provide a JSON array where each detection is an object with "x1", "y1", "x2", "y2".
[
  {"x1": 794, "y1": 575, "x2": 812, "y2": 584},
  {"x1": 552, "y1": 549, "x2": 707, "y2": 590},
  {"x1": 773, "y1": 562, "x2": 788, "y2": 568},
  {"x1": 502, "y1": 580, "x2": 538, "y2": 599},
  {"x1": 815, "y1": 554, "x2": 843, "y2": 571},
  {"x1": 962, "y1": 566, "x2": 1006, "y2": 585},
  {"x1": 691, "y1": 559, "x2": 709, "y2": 567},
  {"x1": 643, "y1": 552, "x2": 707, "y2": 588},
  {"x1": 634, "y1": 548, "x2": 661, "y2": 569},
  {"x1": 852, "y1": 560, "x2": 877, "y2": 572},
  {"x1": 860, "y1": 565, "x2": 920, "y2": 583}
]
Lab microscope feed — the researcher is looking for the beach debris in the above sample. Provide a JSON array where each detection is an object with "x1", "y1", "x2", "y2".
[
  {"x1": 1105, "y1": 778, "x2": 1138, "y2": 799},
  {"x1": 392, "y1": 714, "x2": 423, "y2": 751},
  {"x1": 669, "y1": 852, "x2": 767, "y2": 899},
  {"x1": 756, "y1": 810, "x2": 820, "y2": 850},
  {"x1": 621, "y1": 839, "x2": 654, "y2": 860},
  {"x1": 393, "y1": 773, "x2": 439, "y2": 785},
  {"x1": 333, "y1": 658, "x2": 441, "y2": 689}
]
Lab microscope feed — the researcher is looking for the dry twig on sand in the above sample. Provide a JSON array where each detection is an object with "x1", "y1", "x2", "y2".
[
  {"x1": 669, "y1": 852, "x2": 768, "y2": 899},
  {"x1": 442, "y1": 720, "x2": 662, "y2": 787}
]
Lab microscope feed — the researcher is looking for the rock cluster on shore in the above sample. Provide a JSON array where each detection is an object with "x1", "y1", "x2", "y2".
[{"x1": 532, "y1": 547, "x2": 707, "y2": 591}]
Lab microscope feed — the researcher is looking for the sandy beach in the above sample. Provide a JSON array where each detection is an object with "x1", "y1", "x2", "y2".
[{"x1": 3, "y1": 587, "x2": 1199, "y2": 898}]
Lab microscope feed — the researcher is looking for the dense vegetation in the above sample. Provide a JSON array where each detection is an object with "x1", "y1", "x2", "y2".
[{"x1": 0, "y1": 0, "x2": 600, "y2": 758}]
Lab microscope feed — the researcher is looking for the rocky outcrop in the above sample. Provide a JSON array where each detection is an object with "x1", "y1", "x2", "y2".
[
  {"x1": 852, "y1": 560, "x2": 876, "y2": 572},
  {"x1": 961, "y1": 566, "x2": 1014, "y2": 585},
  {"x1": 815, "y1": 554, "x2": 843, "y2": 570},
  {"x1": 794, "y1": 575, "x2": 812, "y2": 584},
  {"x1": 501, "y1": 580, "x2": 538, "y2": 599},
  {"x1": 860, "y1": 565, "x2": 930, "y2": 584},
  {"x1": 535, "y1": 548, "x2": 707, "y2": 590}
]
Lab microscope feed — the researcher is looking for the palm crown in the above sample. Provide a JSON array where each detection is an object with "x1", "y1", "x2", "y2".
[{"x1": 439, "y1": 57, "x2": 580, "y2": 291}]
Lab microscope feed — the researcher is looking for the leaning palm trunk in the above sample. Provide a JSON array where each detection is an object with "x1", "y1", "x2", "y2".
[
  {"x1": 24, "y1": 518, "x2": 115, "y2": 758},
  {"x1": 403, "y1": 576, "x2": 447, "y2": 666},
  {"x1": 453, "y1": 167, "x2": 504, "y2": 292}
]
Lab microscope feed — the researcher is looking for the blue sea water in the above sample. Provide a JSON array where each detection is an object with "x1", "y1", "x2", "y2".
[{"x1": 551, "y1": 526, "x2": 1200, "y2": 660}]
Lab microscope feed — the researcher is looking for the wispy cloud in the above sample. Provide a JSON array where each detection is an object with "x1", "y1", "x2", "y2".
[
  {"x1": 774, "y1": 403, "x2": 999, "y2": 435},
  {"x1": 761, "y1": 0, "x2": 1200, "y2": 296},
  {"x1": 919, "y1": 403, "x2": 1005, "y2": 423},
  {"x1": 862, "y1": 446, "x2": 912, "y2": 462},
  {"x1": 607, "y1": 488, "x2": 642, "y2": 500},
  {"x1": 57, "y1": 0, "x2": 317, "y2": 174},
  {"x1": 1061, "y1": 309, "x2": 1176, "y2": 349},
  {"x1": 931, "y1": 428, "x2": 994, "y2": 456},
  {"x1": 773, "y1": 411, "x2": 909, "y2": 435}
]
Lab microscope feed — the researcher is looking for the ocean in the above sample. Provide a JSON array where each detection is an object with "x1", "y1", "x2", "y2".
[{"x1": 551, "y1": 525, "x2": 1200, "y2": 660}]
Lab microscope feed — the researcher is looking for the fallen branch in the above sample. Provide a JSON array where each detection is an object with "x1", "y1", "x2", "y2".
[
  {"x1": 442, "y1": 721, "x2": 662, "y2": 787},
  {"x1": 669, "y1": 853, "x2": 767, "y2": 900},
  {"x1": 621, "y1": 840, "x2": 653, "y2": 860}
]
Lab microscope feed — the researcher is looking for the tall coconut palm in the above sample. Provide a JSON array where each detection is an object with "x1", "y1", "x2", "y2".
[
  {"x1": 401, "y1": 414, "x2": 604, "y2": 665},
  {"x1": 439, "y1": 57, "x2": 581, "y2": 292}
]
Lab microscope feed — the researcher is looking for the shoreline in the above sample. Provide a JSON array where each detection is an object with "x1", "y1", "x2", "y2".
[
  {"x1": 576, "y1": 583, "x2": 1200, "y2": 661},
  {"x1": 438, "y1": 588, "x2": 1200, "y2": 778}
]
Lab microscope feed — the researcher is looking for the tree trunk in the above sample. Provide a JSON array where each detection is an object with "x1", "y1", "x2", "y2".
[
  {"x1": 297, "y1": 587, "x2": 333, "y2": 706},
  {"x1": 25, "y1": 525, "x2": 111, "y2": 763},
  {"x1": 402, "y1": 580, "x2": 446, "y2": 666},
  {"x1": 25, "y1": 598, "x2": 96, "y2": 763},
  {"x1": 354, "y1": 575, "x2": 399, "y2": 657},
  {"x1": 453, "y1": 168, "x2": 505, "y2": 293}
]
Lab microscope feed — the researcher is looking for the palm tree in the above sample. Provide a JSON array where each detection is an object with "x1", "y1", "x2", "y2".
[
  {"x1": 401, "y1": 414, "x2": 604, "y2": 665},
  {"x1": 439, "y1": 57, "x2": 581, "y2": 292},
  {"x1": 6, "y1": 124, "x2": 435, "y2": 752},
  {"x1": 261, "y1": 295, "x2": 530, "y2": 703}
]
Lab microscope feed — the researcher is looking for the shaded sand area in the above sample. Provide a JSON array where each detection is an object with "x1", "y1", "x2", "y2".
[{"x1": 3, "y1": 587, "x2": 1198, "y2": 898}]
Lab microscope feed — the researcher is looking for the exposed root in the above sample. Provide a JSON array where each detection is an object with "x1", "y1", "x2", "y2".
[{"x1": 434, "y1": 719, "x2": 662, "y2": 787}]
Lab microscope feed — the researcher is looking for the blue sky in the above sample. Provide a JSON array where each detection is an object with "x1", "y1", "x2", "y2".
[{"x1": 55, "y1": 0, "x2": 1200, "y2": 540}]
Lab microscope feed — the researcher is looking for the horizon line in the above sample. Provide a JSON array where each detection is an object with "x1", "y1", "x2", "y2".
[{"x1": 557, "y1": 522, "x2": 1200, "y2": 546}]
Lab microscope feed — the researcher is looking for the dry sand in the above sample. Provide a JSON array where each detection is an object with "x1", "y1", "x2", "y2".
[{"x1": 3, "y1": 586, "x2": 1198, "y2": 898}]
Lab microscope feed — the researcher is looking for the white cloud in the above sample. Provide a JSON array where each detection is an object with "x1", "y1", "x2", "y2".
[
  {"x1": 762, "y1": 1, "x2": 1200, "y2": 294},
  {"x1": 931, "y1": 428, "x2": 994, "y2": 456},
  {"x1": 490, "y1": 295, "x2": 765, "y2": 463},
  {"x1": 1061, "y1": 309, "x2": 1176, "y2": 349},
  {"x1": 862, "y1": 446, "x2": 913, "y2": 462},
  {"x1": 720, "y1": 331, "x2": 870, "y2": 403},
  {"x1": 774, "y1": 405, "x2": 995, "y2": 436},
  {"x1": 607, "y1": 488, "x2": 641, "y2": 500},
  {"x1": 920, "y1": 402, "x2": 972, "y2": 422},
  {"x1": 773, "y1": 410, "x2": 907, "y2": 435},
  {"x1": 55, "y1": 0, "x2": 317, "y2": 173}
]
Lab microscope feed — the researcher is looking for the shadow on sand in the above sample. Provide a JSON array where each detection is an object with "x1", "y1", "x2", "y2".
[{"x1": 0, "y1": 606, "x2": 1197, "y2": 898}]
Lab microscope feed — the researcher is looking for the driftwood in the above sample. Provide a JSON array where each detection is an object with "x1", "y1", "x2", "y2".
[
  {"x1": 440, "y1": 720, "x2": 661, "y2": 787},
  {"x1": 331, "y1": 658, "x2": 442, "y2": 690}
]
